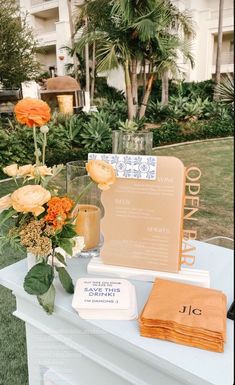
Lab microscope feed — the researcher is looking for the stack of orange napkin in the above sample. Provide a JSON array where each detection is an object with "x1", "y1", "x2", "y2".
[{"x1": 139, "y1": 279, "x2": 227, "y2": 352}]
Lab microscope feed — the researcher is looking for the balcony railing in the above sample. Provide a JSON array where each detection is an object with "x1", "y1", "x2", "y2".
[
  {"x1": 210, "y1": 8, "x2": 233, "y2": 19},
  {"x1": 213, "y1": 52, "x2": 234, "y2": 65},
  {"x1": 36, "y1": 31, "x2": 57, "y2": 46},
  {"x1": 31, "y1": 0, "x2": 56, "y2": 6}
]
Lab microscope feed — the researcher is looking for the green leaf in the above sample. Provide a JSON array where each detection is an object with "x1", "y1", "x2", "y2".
[
  {"x1": 0, "y1": 208, "x2": 16, "y2": 227},
  {"x1": 54, "y1": 252, "x2": 67, "y2": 266},
  {"x1": 59, "y1": 238, "x2": 73, "y2": 256},
  {"x1": 37, "y1": 284, "x2": 56, "y2": 314},
  {"x1": 24, "y1": 263, "x2": 54, "y2": 295},
  {"x1": 60, "y1": 224, "x2": 77, "y2": 239},
  {"x1": 56, "y1": 267, "x2": 74, "y2": 294}
]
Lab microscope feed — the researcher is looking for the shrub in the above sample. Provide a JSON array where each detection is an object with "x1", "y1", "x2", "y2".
[
  {"x1": 146, "y1": 98, "x2": 232, "y2": 123},
  {"x1": 143, "y1": 79, "x2": 215, "y2": 104},
  {"x1": 95, "y1": 77, "x2": 125, "y2": 102},
  {"x1": 152, "y1": 116, "x2": 234, "y2": 147},
  {"x1": 177, "y1": 80, "x2": 215, "y2": 100},
  {"x1": 0, "y1": 96, "x2": 233, "y2": 180},
  {"x1": 99, "y1": 100, "x2": 128, "y2": 128},
  {"x1": 80, "y1": 112, "x2": 112, "y2": 151}
]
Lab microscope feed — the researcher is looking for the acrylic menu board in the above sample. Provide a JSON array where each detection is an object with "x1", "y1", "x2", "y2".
[{"x1": 100, "y1": 156, "x2": 185, "y2": 273}]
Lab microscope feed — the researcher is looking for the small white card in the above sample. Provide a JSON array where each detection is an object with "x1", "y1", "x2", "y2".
[
  {"x1": 88, "y1": 153, "x2": 157, "y2": 180},
  {"x1": 73, "y1": 278, "x2": 130, "y2": 310},
  {"x1": 72, "y1": 278, "x2": 138, "y2": 320}
]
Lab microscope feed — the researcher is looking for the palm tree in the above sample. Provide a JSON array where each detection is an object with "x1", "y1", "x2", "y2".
[
  {"x1": 74, "y1": 0, "x2": 195, "y2": 119},
  {"x1": 214, "y1": 0, "x2": 224, "y2": 100},
  {"x1": 67, "y1": 0, "x2": 79, "y2": 79}
]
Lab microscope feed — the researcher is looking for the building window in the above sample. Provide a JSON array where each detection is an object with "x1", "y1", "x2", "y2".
[{"x1": 230, "y1": 40, "x2": 234, "y2": 52}]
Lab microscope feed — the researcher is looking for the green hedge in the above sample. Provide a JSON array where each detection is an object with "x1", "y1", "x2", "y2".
[
  {"x1": 152, "y1": 117, "x2": 234, "y2": 147},
  {"x1": 0, "y1": 98, "x2": 233, "y2": 179}
]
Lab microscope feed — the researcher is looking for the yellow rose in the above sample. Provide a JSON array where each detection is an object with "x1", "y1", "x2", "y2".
[
  {"x1": 86, "y1": 160, "x2": 116, "y2": 190},
  {"x1": 11, "y1": 185, "x2": 51, "y2": 216},
  {"x1": 18, "y1": 164, "x2": 35, "y2": 177},
  {"x1": 34, "y1": 165, "x2": 53, "y2": 177},
  {"x1": 0, "y1": 195, "x2": 12, "y2": 213},
  {"x1": 3, "y1": 164, "x2": 18, "y2": 177}
]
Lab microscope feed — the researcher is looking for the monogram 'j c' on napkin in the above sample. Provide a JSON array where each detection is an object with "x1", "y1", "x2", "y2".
[{"x1": 139, "y1": 279, "x2": 227, "y2": 352}]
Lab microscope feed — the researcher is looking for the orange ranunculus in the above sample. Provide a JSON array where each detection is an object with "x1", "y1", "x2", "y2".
[
  {"x1": 33, "y1": 165, "x2": 53, "y2": 177},
  {"x1": 44, "y1": 196, "x2": 74, "y2": 229},
  {"x1": 0, "y1": 194, "x2": 12, "y2": 213},
  {"x1": 86, "y1": 160, "x2": 116, "y2": 190},
  {"x1": 14, "y1": 98, "x2": 51, "y2": 128},
  {"x1": 3, "y1": 164, "x2": 18, "y2": 177},
  {"x1": 18, "y1": 164, "x2": 35, "y2": 177},
  {"x1": 11, "y1": 185, "x2": 51, "y2": 216}
]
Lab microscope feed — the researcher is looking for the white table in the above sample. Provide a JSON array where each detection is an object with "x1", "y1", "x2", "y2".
[{"x1": 0, "y1": 241, "x2": 233, "y2": 385}]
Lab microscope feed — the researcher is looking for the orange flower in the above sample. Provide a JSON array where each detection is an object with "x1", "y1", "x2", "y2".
[
  {"x1": 61, "y1": 197, "x2": 74, "y2": 212},
  {"x1": 86, "y1": 160, "x2": 116, "y2": 190},
  {"x1": 44, "y1": 196, "x2": 74, "y2": 229},
  {"x1": 14, "y1": 98, "x2": 51, "y2": 128},
  {"x1": 11, "y1": 185, "x2": 51, "y2": 216}
]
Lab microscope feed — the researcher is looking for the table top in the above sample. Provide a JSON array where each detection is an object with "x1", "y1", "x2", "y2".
[{"x1": 0, "y1": 240, "x2": 234, "y2": 385}]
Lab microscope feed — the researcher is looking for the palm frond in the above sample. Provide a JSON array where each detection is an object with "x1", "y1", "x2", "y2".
[
  {"x1": 132, "y1": 17, "x2": 156, "y2": 41},
  {"x1": 214, "y1": 74, "x2": 234, "y2": 103},
  {"x1": 96, "y1": 40, "x2": 123, "y2": 72}
]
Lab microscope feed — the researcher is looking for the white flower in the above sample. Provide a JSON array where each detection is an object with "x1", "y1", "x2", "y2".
[
  {"x1": 53, "y1": 236, "x2": 85, "y2": 263},
  {"x1": 72, "y1": 236, "x2": 86, "y2": 256}
]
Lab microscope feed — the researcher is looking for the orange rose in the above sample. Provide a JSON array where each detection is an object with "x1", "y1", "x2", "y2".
[
  {"x1": 3, "y1": 164, "x2": 18, "y2": 177},
  {"x1": 11, "y1": 185, "x2": 51, "y2": 216},
  {"x1": 14, "y1": 98, "x2": 51, "y2": 128},
  {"x1": 18, "y1": 164, "x2": 35, "y2": 177},
  {"x1": 0, "y1": 194, "x2": 12, "y2": 213},
  {"x1": 86, "y1": 160, "x2": 116, "y2": 190},
  {"x1": 34, "y1": 165, "x2": 53, "y2": 177}
]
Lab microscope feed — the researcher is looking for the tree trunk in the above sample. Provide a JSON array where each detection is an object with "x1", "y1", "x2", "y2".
[
  {"x1": 84, "y1": 17, "x2": 90, "y2": 93},
  {"x1": 214, "y1": 0, "x2": 224, "y2": 100},
  {"x1": 143, "y1": 59, "x2": 147, "y2": 99},
  {"x1": 161, "y1": 70, "x2": 169, "y2": 105},
  {"x1": 124, "y1": 60, "x2": 135, "y2": 120},
  {"x1": 131, "y1": 58, "x2": 138, "y2": 118},
  {"x1": 90, "y1": 42, "x2": 96, "y2": 104},
  {"x1": 67, "y1": 0, "x2": 79, "y2": 80},
  {"x1": 139, "y1": 73, "x2": 156, "y2": 119}
]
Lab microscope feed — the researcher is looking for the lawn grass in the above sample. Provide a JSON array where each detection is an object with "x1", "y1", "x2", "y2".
[
  {"x1": 0, "y1": 137, "x2": 233, "y2": 385},
  {"x1": 153, "y1": 137, "x2": 234, "y2": 241}
]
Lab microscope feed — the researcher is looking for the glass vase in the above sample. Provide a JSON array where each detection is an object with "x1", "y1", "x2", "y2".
[
  {"x1": 112, "y1": 131, "x2": 153, "y2": 155},
  {"x1": 66, "y1": 161, "x2": 103, "y2": 257}
]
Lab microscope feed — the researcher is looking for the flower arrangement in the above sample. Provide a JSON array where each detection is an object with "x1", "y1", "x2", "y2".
[{"x1": 0, "y1": 98, "x2": 116, "y2": 314}]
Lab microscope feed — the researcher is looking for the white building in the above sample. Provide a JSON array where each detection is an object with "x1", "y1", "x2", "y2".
[
  {"x1": 173, "y1": 0, "x2": 234, "y2": 81},
  {"x1": 19, "y1": 0, "x2": 78, "y2": 77},
  {"x1": 19, "y1": 0, "x2": 234, "y2": 84}
]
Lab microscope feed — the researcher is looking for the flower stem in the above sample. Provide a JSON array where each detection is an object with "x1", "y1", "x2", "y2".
[
  {"x1": 71, "y1": 180, "x2": 94, "y2": 216},
  {"x1": 13, "y1": 177, "x2": 19, "y2": 187},
  {"x1": 33, "y1": 124, "x2": 39, "y2": 166},
  {"x1": 42, "y1": 132, "x2": 47, "y2": 165}
]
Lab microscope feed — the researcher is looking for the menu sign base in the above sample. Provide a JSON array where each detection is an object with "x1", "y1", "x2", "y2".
[{"x1": 87, "y1": 257, "x2": 210, "y2": 288}]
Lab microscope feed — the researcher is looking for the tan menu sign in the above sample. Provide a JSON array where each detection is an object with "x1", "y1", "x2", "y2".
[{"x1": 100, "y1": 157, "x2": 185, "y2": 272}]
